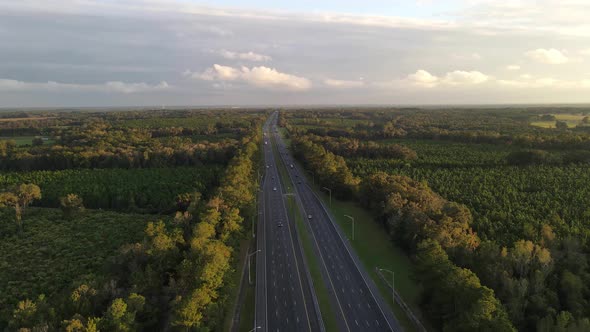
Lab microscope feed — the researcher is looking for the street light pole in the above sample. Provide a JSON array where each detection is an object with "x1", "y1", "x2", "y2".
[
  {"x1": 248, "y1": 250, "x2": 261, "y2": 285},
  {"x1": 322, "y1": 187, "x2": 332, "y2": 207},
  {"x1": 344, "y1": 214, "x2": 355, "y2": 241},
  {"x1": 379, "y1": 268, "x2": 395, "y2": 305},
  {"x1": 306, "y1": 170, "x2": 315, "y2": 185},
  {"x1": 249, "y1": 326, "x2": 261, "y2": 332},
  {"x1": 251, "y1": 215, "x2": 255, "y2": 238}
]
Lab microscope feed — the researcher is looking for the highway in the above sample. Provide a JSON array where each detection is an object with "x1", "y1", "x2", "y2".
[
  {"x1": 255, "y1": 113, "x2": 322, "y2": 332},
  {"x1": 270, "y1": 113, "x2": 402, "y2": 332}
]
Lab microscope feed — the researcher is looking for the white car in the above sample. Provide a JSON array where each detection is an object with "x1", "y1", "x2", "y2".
[
  {"x1": 307, "y1": 215, "x2": 312, "y2": 219},
  {"x1": 273, "y1": 187, "x2": 277, "y2": 191}
]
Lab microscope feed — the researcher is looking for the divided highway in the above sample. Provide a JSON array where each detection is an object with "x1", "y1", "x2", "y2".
[
  {"x1": 271, "y1": 113, "x2": 402, "y2": 332},
  {"x1": 255, "y1": 113, "x2": 322, "y2": 332}
]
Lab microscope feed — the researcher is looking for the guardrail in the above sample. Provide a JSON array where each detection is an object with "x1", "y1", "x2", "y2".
[{"x1": 375, "y1": 268, "x2": 428, "y2": 332}]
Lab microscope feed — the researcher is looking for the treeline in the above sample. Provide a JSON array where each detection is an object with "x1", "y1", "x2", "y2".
[
  {"x1": 0, "y1": 166, "x2": 221, "y2": 213},
  {"x1": 281, "y1": 108, "x2": 590, "y2": 150},
  {"x1": 5, "y1": 125, "x2": 262, "y2": 331},
  {"x1": 1, "y1": 129, "x2": 237, "y2": 171},
  {"x1": 302, "y1": 134, "x2": 418, "y2": 160},
  {"x1": 290, "y1": 135, "x2": 360, "y2": 199}
]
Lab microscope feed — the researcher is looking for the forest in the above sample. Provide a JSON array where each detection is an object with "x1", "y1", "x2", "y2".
[
  {"x1": 0, "y1": 108, "x2": 266, "y2": 330},
  {"x1": 282, "y1": 107, "x2": 590, "y2": 332}
]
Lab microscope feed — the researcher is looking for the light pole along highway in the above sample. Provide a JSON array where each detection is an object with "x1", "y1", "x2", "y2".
[
  {"x1": 272, "y1": 112, "x2": 402, "y2": 331},
  {"x1": 344, "y1": 214, "x2": 355, "y2": 241}
]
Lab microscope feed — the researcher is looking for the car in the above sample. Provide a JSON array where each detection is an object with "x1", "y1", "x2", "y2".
[
  {"x1": 266, "y1": 165, "x2": 269, "y2": 168},
  {"x1": 298, "y1": 181, "x2": 302, "y2": 184},
  {"x1": 277, "y1": 223, "x2": 283, "y2": 227},
  {"x1": 307, "y1": 215, "x2": 312, "y2": 219},
  {"x1": 273, "y1": 187, "x2": 277, "y2": 191}
]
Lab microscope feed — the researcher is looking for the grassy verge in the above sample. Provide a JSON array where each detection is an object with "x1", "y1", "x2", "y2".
[
  {"x1": 222, "y1": 237, "x2": 251, "y2": 332},
  {"x1": 272, "y1": 135, "x2": 339, "y2": 331},
  {"x1": 313, "y1": 194, "x2": 422, "y2": 331}
]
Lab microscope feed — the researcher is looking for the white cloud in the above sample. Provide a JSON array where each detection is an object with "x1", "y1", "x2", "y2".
[
  {"x1": 219, "y1": 50, "x2": 272, "y2": 62},
  {"x1": 405, "y1": 69, "x2": 489, "y2": 87},
  {"x1": 323, "y1": 79, "x2": 365, "y2": 88},
  {"x1": 497, "y1": 77, "x2": 590, "y2": 89},
  {"x1": 580, "y1": 49, "x2": 590, "y2": 56},
  {"x1": 407, "y1": 70, "x2": 439, "y2": 88},
  {"x1": 192, "y1": 64, "x2": 311, "y2": 91},
  {"x1": 443, "y1": 70, "x2": 489, "y2": 85},
  {"x1": 0, "y1": 78, "x2": 169, "y2": 93},
  {"x1": 506, "y1": 65, "x2": 521, "y2": 70},
  {"x1": 525, "y1": 48, "x2": 569, "y2": 64}
]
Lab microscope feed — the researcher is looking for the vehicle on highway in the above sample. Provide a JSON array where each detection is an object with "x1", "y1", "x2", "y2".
[
  {"x1": 277, "y1": 223, "x2": 283, "y2": 227},
  {"x1": 273, "y1": 187, "x2": 277, "y2": 191},
  {"x1": 307, "y1": 215, "x2": 312, "y2": 219},
  {"x1": 266, "y1": 165, "x2": 269, "y2": 168}
]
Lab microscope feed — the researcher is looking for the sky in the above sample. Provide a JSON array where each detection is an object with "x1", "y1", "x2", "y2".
[{"x1": 1, "y1": 0, "x2": 590, "y2": 107}]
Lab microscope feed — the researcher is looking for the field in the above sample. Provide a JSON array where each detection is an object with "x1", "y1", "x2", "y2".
[
  {"x1": 0, "y1": 208, "x2": 160, "y2": 325},
  {"x1": 0, "y1": 117, "x2": 52, "y2": 122},
  {"x1": 0, "y1": 166, "x2": 221, "y2": 212},
  {"x1": 0, "y1": 136, "x2": 55, "y2": 146},
  {"x1": 530, "y1": 113, "x2": 589, "y2": 128}
]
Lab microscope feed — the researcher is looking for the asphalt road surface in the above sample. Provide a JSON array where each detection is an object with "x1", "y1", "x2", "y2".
[
  {"x1": 271, "y1": 113, "x2": 402, "y2": 332},
  {"x1": 255, "y1": 113, "x2": 322, "y2": 332}
]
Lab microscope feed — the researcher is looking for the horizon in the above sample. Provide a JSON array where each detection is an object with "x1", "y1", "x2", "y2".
[{"x1": 2, "y1": 0, "x2": 590, "y2": 106}]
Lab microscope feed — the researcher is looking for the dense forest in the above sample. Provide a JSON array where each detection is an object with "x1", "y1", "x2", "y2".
[
  {"x1": 283, "y1": 107, "x2": 590, "y2": 332},
  {"x1": 0, "y1": 109, "x2": 266, "y2": 330}
]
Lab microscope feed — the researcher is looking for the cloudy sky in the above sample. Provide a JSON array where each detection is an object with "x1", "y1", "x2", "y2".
[{"x1": 1, "y1": 0, "x2": 590, "y2": 107}]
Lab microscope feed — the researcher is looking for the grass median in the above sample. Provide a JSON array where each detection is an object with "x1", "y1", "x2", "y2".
[{"x1": 272, "y1": 134, "x2": 339, "y2": 331}]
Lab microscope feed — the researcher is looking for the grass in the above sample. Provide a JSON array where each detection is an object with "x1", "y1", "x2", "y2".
[
  {"x1": 287, "y1": 196, "x2": 339, "y2": 331},
  {"x1": 223, "y1": 237, "x2": 251, "y2": 332},
  {"x1": 271, "y1": 134, "x2": 339, "y2": 331},
  {"x1": 312, "y1": 192, "x2": 423, "y2": 331},
  {"x1": 0, "y1": 136, "x2": 55, "y2": 146},
  {"x1": 238, "y1": 282, "x2": 256, "y2": 332},
  {"x1": 530, "y1": 113, "x2": 589, "y2": 128}
]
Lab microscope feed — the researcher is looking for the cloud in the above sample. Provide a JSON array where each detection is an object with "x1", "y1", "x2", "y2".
[
  {"x1": 405, "y1": 69, "x2": 489, "y2": 87},
  {"x1": 580, "y1": 49, "x2": 590, "y2": 56},
  {"x1": 497, "y1": 77, "x2": 590, "y2": 89},
  {"x1": 443, "y1": 70, "x2": 490, "y2": 85},
  {"x1": 506, "y1": 65, "x2": 521, "y2": 70},
  {"x1": 0, "y1": 78, "x2": 169, "y2": 93},
  {"x1": 323, "y1": 79, "x2": 365, "y2": 88},
  {"x1": 525, "y1": 48, "x2": 569, "y2": 64},
  {"x1": 407, "y1": 70, "x2": 439, "y2": 88},
  {"x1": 192, "y1": 64, "x2": 311, "y2": 91},
  {"x1": 219, "y1": 50, "x2": 272, "y2": 62}
]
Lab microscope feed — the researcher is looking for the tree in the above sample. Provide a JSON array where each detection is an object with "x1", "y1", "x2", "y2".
[
  {"x1": 32, "y1": 137, "x2": 44, "y2": 146},
  {"x1": 0, "y1": 184, "x2": 42, "y2": 232},
  {"x1": 555, "y1": 120, "x2": 568, "y2": 130},
  {"x1": 60, "y1": 194, "x2": 85, "y2": 219},
  {"x1": 15, "y1": 183, "x2": 42, "y2": 213}
]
